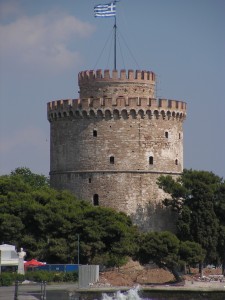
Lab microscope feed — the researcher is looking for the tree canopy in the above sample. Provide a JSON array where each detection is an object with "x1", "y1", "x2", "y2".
[
  {"x1": 1, "y1": 167, "x2": 224, "y2": 277},
  {"x1": 136, "y1": 231, "x2": 205, "y2": 282},
  {"x1": 157, "y1": 169, "x2": 225, "y2": 270},
  {"x1": 0, "y1": 168, "x2": 138, "y2": 267}
]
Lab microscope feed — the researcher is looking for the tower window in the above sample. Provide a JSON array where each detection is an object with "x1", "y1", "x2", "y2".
[
  {"x1": 93, "y1": 130, "x2": 97, "y2": 137},
  {"x1": 149, "y1": 156, "x2": 154, "y2": 165},
  {"x1": 93, "y1": 194, "x2": 99, "y2": 206},
  {"x1": 175, "y1": 159, "x2": 178, "y2": 165},
  {"x1": 110, "y1": 156, "x2": 115, "y2": 164},
  {"x1": 179, "y1": 133, "x2": 181, "y2": 139},
  {"x1": 165, "y1": 131, "x2": 168, "y2": 138},
  {"x1": 89, "y1": 178, "x2": 91, "y2": 183}
]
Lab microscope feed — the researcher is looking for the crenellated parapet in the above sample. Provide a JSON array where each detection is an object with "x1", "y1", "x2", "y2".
[
  {"x1": 47, "y1": 97, "x2": 187, "y2": 121},
  {"x1": 78, "y1": 69, "x2": 156, "y2": 99},
  {"x1": 78, "y1": 69, "x2": 156, "y2": 83}
]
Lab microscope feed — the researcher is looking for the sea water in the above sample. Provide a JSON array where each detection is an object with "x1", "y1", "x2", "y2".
[
  {"x1": 102, "y1": 286, "x2": 141, "y2": 300},
  {"x1": 34, "y1": 286, "x2": 225, "y2": 300}
]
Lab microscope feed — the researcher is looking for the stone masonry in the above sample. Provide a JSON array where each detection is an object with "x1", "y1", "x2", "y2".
[{"x1": 47, "y1": 69, "x2": 187, "y2": 231}]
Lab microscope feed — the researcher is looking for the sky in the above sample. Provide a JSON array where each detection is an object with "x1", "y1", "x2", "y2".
[{"x1": 0, "y1": 0, "x2": 225, "y2": 178}]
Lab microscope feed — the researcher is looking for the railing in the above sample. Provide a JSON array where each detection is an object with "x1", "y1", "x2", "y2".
[
  {"x1": 14, "y1": 280, "x2": 47, "y2": 300},
  {"x1": 198, "y1": 275, "x2": 224, "y2": 282}
]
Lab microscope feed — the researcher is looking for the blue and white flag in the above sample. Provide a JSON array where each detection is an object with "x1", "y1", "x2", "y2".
[{"x1": 94, "y1": 2, "x2": 116, "y2": 18}]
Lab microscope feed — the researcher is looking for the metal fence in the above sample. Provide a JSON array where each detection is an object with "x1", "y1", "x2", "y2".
[{"x1": 36, "y1": 264, "x2": 78, "y2": 272}]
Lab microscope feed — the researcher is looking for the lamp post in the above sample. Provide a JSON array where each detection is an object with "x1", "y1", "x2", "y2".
[{"x1": 77, "y1": 234, "x2": 80, "y2": 265}]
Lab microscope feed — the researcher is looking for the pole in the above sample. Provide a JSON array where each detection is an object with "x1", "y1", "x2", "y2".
[
  {"x1": 41, "y1": 281, "x2": 43, "y2": 300},
  {"x1": 77, "y1": 234, "x2": 80, "y2": 265},
  {"x1": 113, "y1": 16, "x2": 117, "y2": 70},
  {"x1": 43, "y1": 281, "x2": 46, "y2": 300},
  {"x1": 14, "y1": 281, "x2": 19, "y2": 300}
]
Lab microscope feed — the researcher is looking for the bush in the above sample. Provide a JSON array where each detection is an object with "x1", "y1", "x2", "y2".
[
  {"x1": 52, "y1": 272, "x2": 64, "y2": 282},
  {"x1": 25, "y1": 270, "x2": 54, "y2": 282},
  {"x1": 0, "y1": 270, "x2": 78, "y2": 286},
  {"x1": 0, "y1": 272, "x2": 25, "y2": 286},
  {"x1": 14, "y1": 273, "x2": 25, "y2": 282},
  {"x1": 0, "y1": 273, "x2": 13, "y2": 286},
  {"x1": 25, "y1": 270, "x2": 78, "y2": 283},
  {"x1": 63, "y1": 271, "x2": 78, "y2": 282}
]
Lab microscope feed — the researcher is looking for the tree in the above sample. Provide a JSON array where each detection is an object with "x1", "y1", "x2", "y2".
[
  {"x1": 10, "y1": 167, "x2": 49, "y2": 189},
  {"x1": 214, "y1": 182, "x2": 225, "y2": 273},
  {"x1": 179, "y1": 241, "x2": 205, "y2": 274},
  {"x1": 0, "y1": 168, "x2": 138, "y2": 267},
  {"x1": 79, "y1": 208, "x2": 138, "y2": 267},
  {"x1": 137, "y1": 231, "x2": 182, "y2": 282},
  {"x1": 136, "y1": 231, "x2": 204, "y2": 282},
  {"x1": 0, "y1": 214, "x2": 24, "y2": 245},
  {"x1": 157, "y1": 169, "x2": 224, "y2": 269}
]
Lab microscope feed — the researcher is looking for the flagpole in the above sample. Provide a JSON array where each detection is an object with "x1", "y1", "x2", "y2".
[
  {"x1": 114, "y1": 15, "x2": 117, "y2": 70},
  {"x1": 94, "y1": 1, "x2": 118, "y2": 70}
]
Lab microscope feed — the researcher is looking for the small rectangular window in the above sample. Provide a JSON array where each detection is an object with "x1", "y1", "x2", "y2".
[
  {"x1": 93, "y1": 194, "x2": 99, "y2": 206},
  {"x1": 93, "y1": 130, "x2": 97, "y2": 137},
  {"x1": 165, "y1": 131, "x2": 168, "y2": 138},
  {"x1": 149, "y1": 156, "x2": 154, "y2": 165},
  {"x1": 89, "y1": 178, "x2": 91, "y2": 183},
  {"x1": 110, "y1": 156, "x2": 115, "y2": 164}
]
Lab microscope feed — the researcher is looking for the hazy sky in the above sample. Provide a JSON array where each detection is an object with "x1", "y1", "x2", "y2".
[{"x1": 0, "y1": 0, "x2": 224, "y2": 178}]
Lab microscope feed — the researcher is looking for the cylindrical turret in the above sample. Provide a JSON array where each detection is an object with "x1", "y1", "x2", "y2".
[{"x1": 78, "y1": 69, "x2": 156, "y2": 98}]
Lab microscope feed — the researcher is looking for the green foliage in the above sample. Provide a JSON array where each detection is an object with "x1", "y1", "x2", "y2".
[
  {"x1": 137, "y1": 231, "x2": 182, "y2": 282},
  {"x1": 0, "y1": 168, "x2": 138, "y2": 268},
  {"x1": 1, "y1": 167, "x2": 213, "y2": 272},
  {"x1": 0, "y1": 273, "x2": 13, "y2": 286},
  {"x1": 179, "y1": 241, "x2": 205, "y2": 267},
  {"x1": 136, "y1": 231, "x2": 205, "y2": 282},
  {"x1": 137, "y1": 231, "x2": 180, "y2": 268},
  {"x1": 63, "y1": 271, "x2": 78, "y2": 282},
  {"x1": 25, "y1": 270, "x2": 54, "y2": 282},
  {"x1": 0, "y1": 271, "x2": 78, "y2": 286},
  {"x1": 10, "y1": 167, "x2": 49, "y2": 189},
  {"x1": 79, "y1": 207, "x2": 138, "y2": 266},
  {"x1": 0, "y1": 273, "x2": 26, "y2": 286},
  {"x1": 157, "y1": 169, "x2": 225, "y2": 265}
]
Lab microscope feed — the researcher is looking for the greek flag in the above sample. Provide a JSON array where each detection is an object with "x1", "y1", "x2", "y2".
[{"x1": 94, "y1": 2, "x2": 116, "y2": 18}]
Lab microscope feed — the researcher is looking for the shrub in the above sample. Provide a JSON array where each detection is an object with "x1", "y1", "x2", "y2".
[
  {"x1": 63, "y1": 271, "x2": 78, "y2": 282},
  {"x1": 52, "y1": 273, "x2": 64, "y2": 282},
  {"x1": 25, "y1": 270, "x2": 54, "y2": 282},
  {"x1": 0, "y1": 270, "x2": 78, "y2": 286},
  {"x1": 14, "y1": 274, "x2": 25, "y2": 282},
  {"x1": 0, "y1": 273, "x2": 13, "y2": 286}
]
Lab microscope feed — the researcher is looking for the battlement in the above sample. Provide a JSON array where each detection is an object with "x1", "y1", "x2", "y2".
[
  {"x1": 78, "y1": 69, "x2": 156, "y2": 84},
  {"x1": 47, "y1": 97, "x2": 186, "y2": 121},
  {"x1": 78, "y1": 69, "x2": 156, "y2": 99}
]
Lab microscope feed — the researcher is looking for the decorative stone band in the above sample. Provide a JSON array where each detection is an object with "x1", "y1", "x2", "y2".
[
  {"x1": 47, "y1": 98, "x2": 186, "y2": 121},
  {"x1": 78, "y1": 69, "x2": 156, "y2": 84},
  {"x1": 49, "y1": 170, "x2": 182, "y2": 175}
]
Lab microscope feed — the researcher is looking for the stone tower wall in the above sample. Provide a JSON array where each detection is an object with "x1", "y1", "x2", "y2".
[{"x1": 47, "y1": 69, "x2": 187, "y2": 231}]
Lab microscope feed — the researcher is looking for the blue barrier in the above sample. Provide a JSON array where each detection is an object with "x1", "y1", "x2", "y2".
[{"x1": 36, "y1": 264, "x2": 79, "y2": 272}]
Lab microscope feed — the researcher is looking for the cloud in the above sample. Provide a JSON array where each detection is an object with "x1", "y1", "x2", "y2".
[
  {"x1": 0, "y1": 9, "x2": 95, "y2": 73},
  {"x1": 0, "y1": 0, "x2": 22, "y2": 19}
]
